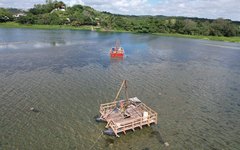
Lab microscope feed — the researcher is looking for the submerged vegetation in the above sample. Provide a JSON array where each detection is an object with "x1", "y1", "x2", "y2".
[{"x1": 1, "y1": 0, "x2": 240, "y2": 42}]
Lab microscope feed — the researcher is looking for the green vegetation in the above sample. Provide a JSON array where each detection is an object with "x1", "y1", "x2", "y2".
[
  {"x1": 0, "y1": 8, "x2": 14, "y2": 22},
  {"x1": 0, "y1": 22, "x2": 93, "y2": 30},
  {"x1": 154, "y1": 33, "x2": 240, "y2": 43},
  {"x1": 1, "y1": 1, "x2": 240, "y2": 42}
]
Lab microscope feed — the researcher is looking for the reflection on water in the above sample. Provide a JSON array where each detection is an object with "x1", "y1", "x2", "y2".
[
  {"x1": 0, "y1": 28, "x2": 240, "y2": 150},
  {"x1": 110, "y1": 57, "x2": 124, "y2": 63}
]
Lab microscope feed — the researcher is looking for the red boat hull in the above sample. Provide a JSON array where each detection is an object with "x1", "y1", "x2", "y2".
[{"x1": 110, "y1": 52, "x2": 124, "y2": 57}]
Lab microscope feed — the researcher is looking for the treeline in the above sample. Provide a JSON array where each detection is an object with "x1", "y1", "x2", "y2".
[
  {"x1": 0, "y1": 8, "x2": 14, "y2": 22},
  {"x1": 1, "y1": 0, "x2": 240, "y2": 37}
]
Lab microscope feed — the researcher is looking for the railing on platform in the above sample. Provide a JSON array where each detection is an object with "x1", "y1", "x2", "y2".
[{"x1": 103, "y1": 102, "x2": 158, "y2": 137}]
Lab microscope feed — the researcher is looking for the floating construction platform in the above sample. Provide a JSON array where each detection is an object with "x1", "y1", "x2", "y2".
[{"x1": 97, "y1": 80, "x2": 158, "y2": 137}]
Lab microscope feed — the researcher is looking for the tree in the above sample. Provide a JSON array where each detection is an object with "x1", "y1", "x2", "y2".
[
  {"x1": 0, "y1": 8, "x2": 13, "y2": 22},
  {"x1": 174, "y1": 20, "x2": 185, "y2": 34},
  {"x1": 156, "y1": 20, "x2": 168, "y2": 33},
  {"x1": 198, "y1": 21, "x2": 210, "y2": 36},
  {"x1": 210, "y1": 18, "x2": 237, "y2": 36},
  {"x1": 17, "y1": 13, "x2": 36, "y2": 24},
  {"x1": 54, "y1": 1, "x2": 65, "y2": 9},
  {"x1": 182, "y1": 19, "x2": 197, "y2": 35}
]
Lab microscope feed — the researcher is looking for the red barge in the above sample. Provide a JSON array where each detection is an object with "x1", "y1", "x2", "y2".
[{"x1": 110, "y1": 40, "x2": 124, "y2": 57}]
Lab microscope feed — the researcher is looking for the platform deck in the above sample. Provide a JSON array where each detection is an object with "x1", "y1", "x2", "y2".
[{"x1": 99, "y1": 99, "x2": 157, "y2": 137}]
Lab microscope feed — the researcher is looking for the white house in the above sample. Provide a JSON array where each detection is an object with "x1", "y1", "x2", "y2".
[{"x1": 13, "y1": 13, "x2": 26, "y2": 18}]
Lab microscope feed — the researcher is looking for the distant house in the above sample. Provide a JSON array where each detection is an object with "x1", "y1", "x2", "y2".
[
  {"x1": 50, "y1": 2, "x2": 66, "y2": 13},
  {"x1": 13, "y1": 13, "x2": 26, "y2": 18},
  {"x1": 58, "y1": 5, "x2": 66, "y2": 11},
  {"x1": 59, "y1": 8, "x2": 66, "y2": 11},
  {"x1": 59, "y1": 5, "x2": 66, "y2": 10},
  {"x1": 50, "y1": 7, "x2": 66, "y2": 13}
]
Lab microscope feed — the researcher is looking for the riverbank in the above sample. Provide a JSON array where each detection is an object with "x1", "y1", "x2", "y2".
[
  {"x1": 1, "y1": 22, "x2": 240, "y2": 43},
  {"x1": 0, "y1": 22, "x2": 93, "y2": 30},
  {"x1": 154, "y1": 33, "x2": 240, "y2": 43}
]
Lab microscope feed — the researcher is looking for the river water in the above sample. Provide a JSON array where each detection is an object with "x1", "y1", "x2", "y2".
[{"x1": 0, "y1": 28, "x2": 240, "y2": 150}]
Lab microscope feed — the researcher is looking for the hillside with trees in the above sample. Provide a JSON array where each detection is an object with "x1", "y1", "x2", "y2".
[{"x1": 1, "y1": 0, "x2": 240, "y2": 37}]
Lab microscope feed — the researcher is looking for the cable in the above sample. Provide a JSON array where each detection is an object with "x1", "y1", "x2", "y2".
[{"x1": 89, "y1": 131, "x2": 104, "y2": 150}]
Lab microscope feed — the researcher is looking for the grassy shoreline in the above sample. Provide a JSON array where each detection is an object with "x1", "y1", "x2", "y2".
[
  {"x1": 1, "y1": 22, "x2": 240, "y2": 43},
  {"x1": 153, "y1": 33, "x2": 240, "y2": 43},
  {"x1": 0, "y1": 22, "x2": 93, "y2": 30}
]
